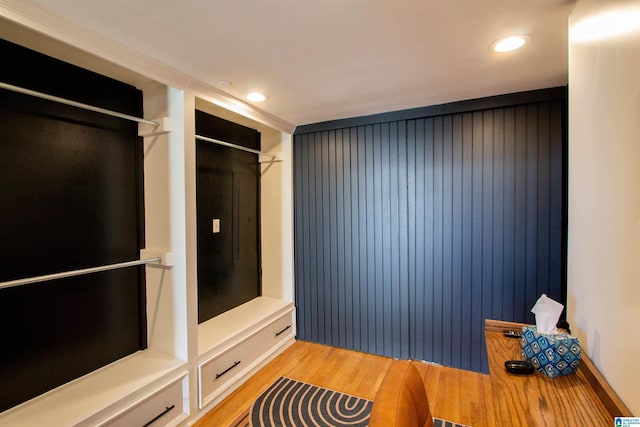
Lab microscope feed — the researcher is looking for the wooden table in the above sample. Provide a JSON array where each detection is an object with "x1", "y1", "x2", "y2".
[{"x1": 485, "y1": 319, "x2": 631, "y2": 426}]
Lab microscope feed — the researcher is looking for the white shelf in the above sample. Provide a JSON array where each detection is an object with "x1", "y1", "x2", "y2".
[
  {"x1": 0, "y1": 349, "x2": 186, "y2": 427},
  {"x1": 198, "y1": 296, "x2": 294, "y2": 357}
]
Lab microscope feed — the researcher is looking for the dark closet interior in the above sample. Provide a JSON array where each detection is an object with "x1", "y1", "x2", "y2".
[
  {"x1": 195, "y1": 110, "x2": 262, "y2": 323},
  {"x1": 0, "y1": 39, "x2": 146, "y2": 412}
]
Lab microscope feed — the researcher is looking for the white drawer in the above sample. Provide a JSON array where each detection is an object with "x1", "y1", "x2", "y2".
[
  {"x1": 100, "y1": 374, "x2": 188, "y2": 427},
  {"x1": 198, "y1": 308, "x2": 296, "y2": 408},
  {"x1": 199, "y1": 336, "x2": 261, "y2": 408},
  {"x1": 264, "y1": 310, "x2": 295, "y2": 349}
]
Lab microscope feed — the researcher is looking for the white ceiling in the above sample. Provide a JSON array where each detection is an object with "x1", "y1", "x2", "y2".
[{"x1": 22, "y1": 0, "x2": 574, "y2": 126}]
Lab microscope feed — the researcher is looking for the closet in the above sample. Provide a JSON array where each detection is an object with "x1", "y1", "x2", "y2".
[
  {"x1": 0, "y1": 14, "x2": 294, "y2": 426},
  {"x1": 195, "y1": 110, "x2": 262, "y2": 322},
  {"x1": 0, "y1": 38, "x2": 149, "y2": 413},
  {"x1": 193, "y1": 100, "x2": 295, "y2": 412}
]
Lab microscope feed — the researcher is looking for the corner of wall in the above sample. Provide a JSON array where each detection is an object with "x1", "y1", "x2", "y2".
[{"x1": 568, "y1": 0, "x2": 640, "y2": 414}]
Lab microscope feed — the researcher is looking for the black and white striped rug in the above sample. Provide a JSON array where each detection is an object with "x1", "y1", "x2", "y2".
[{"x1": 231, "y1": 376, "x2": 470, "y2": 427}]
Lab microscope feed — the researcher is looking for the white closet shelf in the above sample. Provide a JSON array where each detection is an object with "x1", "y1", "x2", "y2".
[
  {"x1": 0, "y1": 349, "x2": 186, "y2": 427},
  {"x1": 198, "y1": 296, "x2": 294, "y2": 357}
]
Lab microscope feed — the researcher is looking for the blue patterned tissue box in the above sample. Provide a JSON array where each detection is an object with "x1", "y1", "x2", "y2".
[{"x1": 520, "y1": 326, "x2": 581, "y2": 377}]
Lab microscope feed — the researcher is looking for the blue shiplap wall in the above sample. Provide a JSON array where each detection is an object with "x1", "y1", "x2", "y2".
[{"x1": 293, "y1": 90, "x2": 566, "y2": 372}]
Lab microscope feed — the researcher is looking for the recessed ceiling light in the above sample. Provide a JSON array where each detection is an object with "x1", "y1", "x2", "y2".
[
  {"x1": 492, "y1": 35, "x2": 529, "y2": 53},
  {"x1": 246, "y1": 92, "x2": 267, "y2": 102}
]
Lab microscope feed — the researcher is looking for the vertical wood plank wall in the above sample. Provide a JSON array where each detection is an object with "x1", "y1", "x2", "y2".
[{"x1": 293, "y1": 90, "x2": 566, "y2": 372}]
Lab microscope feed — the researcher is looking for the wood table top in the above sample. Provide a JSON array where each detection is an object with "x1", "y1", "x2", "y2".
[{"x1": 485, "y1": 319, "x2": 626, "y2": 427}]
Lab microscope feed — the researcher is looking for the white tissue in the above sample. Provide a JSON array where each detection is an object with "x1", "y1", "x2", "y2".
[{"x1": 531, "y1": 294, "x2": 564, "y2": 334}]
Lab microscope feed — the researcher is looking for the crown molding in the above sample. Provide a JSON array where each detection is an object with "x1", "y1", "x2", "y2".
[{"x1": 0, "y1": 1, "x2": 295, "y2": 133}]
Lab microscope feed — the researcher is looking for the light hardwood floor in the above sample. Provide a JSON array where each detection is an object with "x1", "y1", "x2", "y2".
[{"x1": 194, "y1": 340, "x2": 494, "y2": 427}]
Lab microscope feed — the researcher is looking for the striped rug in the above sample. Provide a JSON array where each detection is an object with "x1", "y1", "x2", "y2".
[{"x1": 230, "y1": 376, "x2": 471, "y2": 427}]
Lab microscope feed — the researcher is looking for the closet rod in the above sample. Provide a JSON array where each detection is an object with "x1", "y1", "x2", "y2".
[
  {"x1": 0, "y1": 81, "x2": 159, "y2": 126},
  {"x1": 0, "y1": 257, "x2": 162, "y2": 291},
  {"x1": 195, "y1": 134, "x2": 276, "y2": 159}
]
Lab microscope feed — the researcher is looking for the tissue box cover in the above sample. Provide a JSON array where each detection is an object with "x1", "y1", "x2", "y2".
[{"x1": 520, "y1": 326, "x2": 581, "y2": 377}]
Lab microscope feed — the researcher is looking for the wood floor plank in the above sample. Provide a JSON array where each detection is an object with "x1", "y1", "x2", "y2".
[{"x1": 194, "y1": 340, "x2": 490, "y2": 427}]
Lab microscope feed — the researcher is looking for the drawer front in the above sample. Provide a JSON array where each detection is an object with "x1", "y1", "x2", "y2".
[
  {"x1": 199, "y1": 336, "x2": 259, "y2": 407},
  {"x1": 240, "y1": 310, "x2": 295, "y2": 368},
  {"x1": 198, "y1": 309, "x2": 296, "y2": 408},
  {"x1": 101, "y1": 374, "x2": 188, "y2": 427},
  {"x1": 265, "y1": 310, "x2": 295, "y2": 349}
]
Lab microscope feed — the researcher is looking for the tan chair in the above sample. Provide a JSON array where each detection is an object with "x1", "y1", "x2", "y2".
[{"x1": 369, "y1": 360, "x2": 434, "y2": 427}]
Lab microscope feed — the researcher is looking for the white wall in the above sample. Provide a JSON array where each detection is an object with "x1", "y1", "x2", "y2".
[
  {"x1": 261, "y1": 132, "x2": 294, "y2": 301},
  {"x1": 141, "y1": 83, "x2": 190, "y2": 361},
  {"x1": 568, "y1": 0, "x2": 640, "y2": 414}
]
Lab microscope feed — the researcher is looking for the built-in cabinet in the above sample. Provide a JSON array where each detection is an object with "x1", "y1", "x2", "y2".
[
  {"x1": 197, "y1": 298, "x2": 295, "y2": 410},
  {"x1": 0, "y1": 20, "x2": 294, "y2": 426},
  {"x1": 195, "y1": 110, "x2": 263, "y2": 323},
  {"x1": 86, "y1": 374, "x2": 190, "y2": 427}
]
